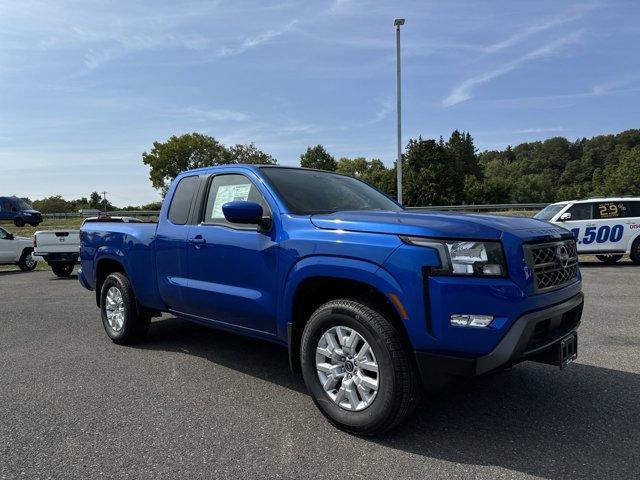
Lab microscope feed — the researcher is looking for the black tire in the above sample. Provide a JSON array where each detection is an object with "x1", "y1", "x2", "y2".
[
  {"x1": 51, "y1": 263, "x2": 74, "y2": 277},
  {"x1": 14, "y1": 218, "x2": 25, "y2": 227},
  {"x1": 300, "y1": 299, "x2": 420, "y2": 436},
  {"x1": 596, "y1": 254, "x2": 623, "y2": 264},
  {"x1": 631, "y1": 238, "x2": 640, "y2": 265},
  {"x1": 100, "y1": 272, "x2": 150, "y2": 344},
  {"x1": 29, "y1": 222, "x2": 40, "y2": 227},
  {"x1": 17, "y1": 249, "x2": 37, "y2": 271}
]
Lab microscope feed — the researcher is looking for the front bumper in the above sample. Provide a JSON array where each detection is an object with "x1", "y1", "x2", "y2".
[{"x1": 414, "y1": 292, "x2": 583, "y2": 379}]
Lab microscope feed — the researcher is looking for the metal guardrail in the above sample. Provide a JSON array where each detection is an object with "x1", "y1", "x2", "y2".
[
  {"x1": 42, "y1": 204, "x2": 547, "y2": 219},
  {"x1": 406, "y1": 203, "x2": 548, "y2": 212},
  {"x1": 43, "y1": 210, "x2": 161, "y2": 219}
]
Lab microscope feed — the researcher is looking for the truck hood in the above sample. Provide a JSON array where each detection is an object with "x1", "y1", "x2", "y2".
[{"x1": 310, "y1": 210, "x2": 570, "y2": 241}]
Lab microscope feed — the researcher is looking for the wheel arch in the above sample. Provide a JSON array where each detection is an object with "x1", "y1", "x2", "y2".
[
  {"x1": 94, "y1": 257, "x2": 127, "y2": 307},
  {"x1": 627, "y1": 231, "x2": 640, "y2": 253},
  {"x1": 283, "y1": 256, "x2": 412, "y2": 373}
]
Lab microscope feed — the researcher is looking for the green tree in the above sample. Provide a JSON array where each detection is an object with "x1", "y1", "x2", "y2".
[
  {"x1": 600, "y1": 146, "x2": 640, "y2": 195},
  {"x1": 336, "y1": 157, "x2": 369, "y2": 177},
  {"x1": 227, "y1": 143, "x2": 276, "y2": 165},
  {"x1": 32, "y1": 195, "x2": 71, "y2": 214},
  {"x1": 403, "y1": 137, "x2": 462, "y2": 206},
  {"x1": 300, "y1": 145, "x2": 337, "y2": 171},
  {"x1": 447, "y1": 130, "x2": 481, "y2": 180},
  {"x1": 142, "y1": 133, "x2": 230, "y2": 196}
]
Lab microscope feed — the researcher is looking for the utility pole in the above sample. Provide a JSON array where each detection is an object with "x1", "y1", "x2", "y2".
[
  {"x1": 394, "y1": 18, "x2": 405, "y2": 205},
  {"x1": 101, "y1": 191, "x2": 109, "y2": 213}
]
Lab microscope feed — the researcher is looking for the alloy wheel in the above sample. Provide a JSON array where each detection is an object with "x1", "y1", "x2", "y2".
[
  {"x1": 315, "y1": 325, "x2": 379, "y2": 411},
  {"x1": 105, "y1": 286, "x2": 125, "y2": 332}
]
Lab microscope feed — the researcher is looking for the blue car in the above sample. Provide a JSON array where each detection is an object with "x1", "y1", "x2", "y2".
[
  {"x1": 0, "y1": 196, "x2": 42, "y2": 227},
  {"x1": 78, "y1": 166, "x2": 583, "y2": 435}
]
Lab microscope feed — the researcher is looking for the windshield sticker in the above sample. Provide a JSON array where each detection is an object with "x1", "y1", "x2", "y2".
[{"x1": 211, "y1": 184, "x2": 251, "y2": 218}]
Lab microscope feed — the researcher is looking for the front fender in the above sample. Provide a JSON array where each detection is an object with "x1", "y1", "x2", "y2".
[{"x1": 279, "y1": 255, "x2": 408, "y2": 341}]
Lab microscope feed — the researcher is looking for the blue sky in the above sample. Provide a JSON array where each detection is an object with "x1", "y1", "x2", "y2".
[{"x1": 0, "y1": 0, "x2": 638, "y2": 205}]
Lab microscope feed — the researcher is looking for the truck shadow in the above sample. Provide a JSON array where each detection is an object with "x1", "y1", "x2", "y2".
[
  {"x1": 142, "y1": 316, "x2": 639, "y2": 479},
  {"x1": 579, "y1": 260, "x2": 636, "y2": 268}
]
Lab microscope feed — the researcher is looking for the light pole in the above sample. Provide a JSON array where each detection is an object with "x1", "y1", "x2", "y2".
[
  {"x1": 394, "y1": 18, "x2": 405, "y2": 204},
  {"x1": 101, "y1": 191, "x2": 109, "y2": 213}
]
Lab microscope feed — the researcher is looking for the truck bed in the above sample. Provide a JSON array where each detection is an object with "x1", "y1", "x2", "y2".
[{"x1": 80, "y1": 222, "x2": 160, "y2": 308}]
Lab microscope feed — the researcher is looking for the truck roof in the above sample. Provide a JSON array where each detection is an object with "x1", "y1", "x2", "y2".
[{"x1": 179, "y1": 164, "x2": 336, "y2": 175}]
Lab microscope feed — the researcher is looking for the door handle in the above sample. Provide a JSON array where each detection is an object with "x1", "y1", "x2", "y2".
[{"x1": 188, "y1": 236, "x2": 206, "y2": 245}]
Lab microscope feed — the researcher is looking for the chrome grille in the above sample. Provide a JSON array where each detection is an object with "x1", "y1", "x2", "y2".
[{"x1": 525, "y1": 239, "x2": 579, "y2": 292}]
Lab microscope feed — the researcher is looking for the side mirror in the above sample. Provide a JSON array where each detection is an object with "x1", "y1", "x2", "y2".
[
  {"x1": 7, "y1": 233, "x2": 14, "y2": 240},
  {"x1": 559, "y1": 212, "x2": 572, "y2": 222},
  {"x1": 222, "y1": 201, "x2": 271, "y2": 229}
]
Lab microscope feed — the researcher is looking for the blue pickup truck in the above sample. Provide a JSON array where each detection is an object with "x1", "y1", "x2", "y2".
[{"x1": 79, "y1": 165, "x2": 583, "y2": 435}]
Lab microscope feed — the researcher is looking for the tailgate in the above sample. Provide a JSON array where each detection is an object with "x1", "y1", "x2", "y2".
[{"x1": 34, "y1": 230, "x2": 80, "y2": 254}]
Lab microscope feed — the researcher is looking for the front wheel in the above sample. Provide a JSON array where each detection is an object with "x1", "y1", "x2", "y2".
[
  {"x1": 14, "y1": 218, "x2": 25, "y2": 227},
  {"x1": 51, "y1": 263, "x2": 74, "y2": 277},
  {"x1": 300, "y1": 299, "x2": 420, "y2": 436},
  {"x1": 18, "y1": 250, "x2": 37, "y2": 271},
  {"x1": 596, "y1": 254, "x2": 623, "y2": 264},
  {"x1": 630, "y1": 238, "x2": 640, "y2": 265},
  {"x1": 100, "y1": 272, "x2": 150, "y2": 344}
]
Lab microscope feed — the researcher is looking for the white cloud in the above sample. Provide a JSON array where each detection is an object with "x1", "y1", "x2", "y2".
[
  {"x1": 168, "y1": 107, "x2": 251, "y2": 122},
  {"x1": 478, "y1": 126, "x2": 568, "y2": 136},
  {"x1": 443, "y1": 31, "x2": 583, "y2": 107},
  {"x1": 218, "y1": 20, "x2": 298, "y2": 57},
  {"x1": 483, "y1": 10, "x2": 587, "y2": 53}
]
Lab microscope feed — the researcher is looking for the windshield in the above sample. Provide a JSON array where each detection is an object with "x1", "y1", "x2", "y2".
[
  {"x1": 260, "y1": 167, "x2": 402, "y2": 215},
  {"x1": 16, "y1": 198, "x2": 33, "y2": 210},
  {"x1": 534, "y1": 203, "x2": 566, "y2": 221}
]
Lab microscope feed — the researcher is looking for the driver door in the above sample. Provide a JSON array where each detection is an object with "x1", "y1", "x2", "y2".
[{"x1": 182, "y1": 172, "x2": 279, "y2": 334}]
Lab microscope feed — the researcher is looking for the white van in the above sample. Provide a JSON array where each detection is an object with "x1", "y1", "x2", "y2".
[{"x1": 534, "y1": 197, "x2": 640, "y2": 264}]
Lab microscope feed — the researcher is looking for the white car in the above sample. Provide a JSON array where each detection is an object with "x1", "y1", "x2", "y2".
[
  {"x1": 534, "y1": 197, "x2": 640, "y2": 264},
  {"x1": 0, "y1": 226, "x2": 37, "y2": 271}
]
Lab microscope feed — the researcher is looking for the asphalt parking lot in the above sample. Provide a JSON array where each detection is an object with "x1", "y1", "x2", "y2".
[{"x1": 1, "y1": 263, "x2": 638, "y2": 479}]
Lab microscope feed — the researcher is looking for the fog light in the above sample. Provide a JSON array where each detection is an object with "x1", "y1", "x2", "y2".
[{"x1": 450, "y1": 314, "x2": 494, "y2": 328}]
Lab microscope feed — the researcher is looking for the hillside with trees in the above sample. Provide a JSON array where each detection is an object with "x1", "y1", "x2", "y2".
[{"x1": 303, "y1": 129, "x2": 640, "y2": 207}]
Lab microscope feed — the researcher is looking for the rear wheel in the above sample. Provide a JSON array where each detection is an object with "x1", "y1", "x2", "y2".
[
  {"x1": 100, "y1": 272, "x2": 150, "y2": 344},
  {"x1": 18, "y1": 250, "x2": 37, "y2": 271},
  {"x1": 596, "y1": 254, "x2": 623, "y2": 264},
  {"x1": 630, "y1": 238, "x2": 640, "y2": 265},
  {"x1": 51, "y1": 262, "x2": 74, "y2": 277},
  {"x1": 14, "y1": 218, "x2": 25, "y2": 227},
  {"x1": 300, "y1": 299, "x2": 420, "y2": 436}
]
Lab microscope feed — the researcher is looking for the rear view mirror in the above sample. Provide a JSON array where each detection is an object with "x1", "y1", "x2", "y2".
[
  {"x1": 559, "y1": 212, "x2": 572, "y2": 222},
  {"x1": 7, "y1": 233, "x2": 14, "y2": 240}
]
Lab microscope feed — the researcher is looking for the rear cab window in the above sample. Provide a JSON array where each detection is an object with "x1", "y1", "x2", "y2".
[{"x1": 168, "y1": 176, "x2": 199, "y2": 225}]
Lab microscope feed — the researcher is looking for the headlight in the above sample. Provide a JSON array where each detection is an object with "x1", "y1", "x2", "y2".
[{"x1": 401, "y1": 237, "x2": 506, "y2": 277}]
